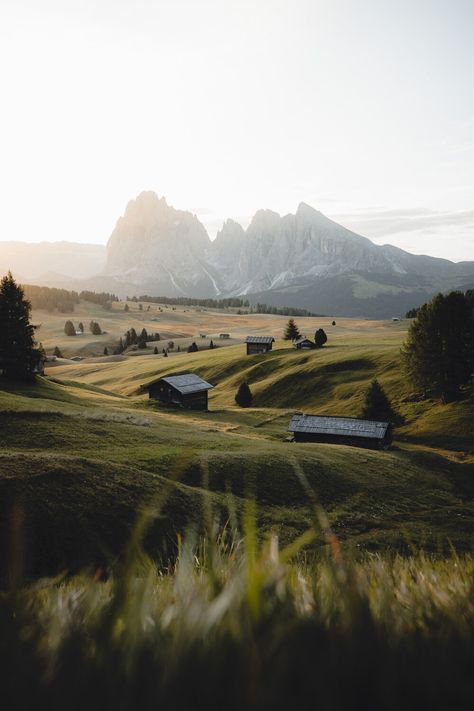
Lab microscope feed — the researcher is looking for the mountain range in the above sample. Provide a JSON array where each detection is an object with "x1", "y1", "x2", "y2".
[{"x1": 2, "y1": 191, "x2": 474, "y2": 318}]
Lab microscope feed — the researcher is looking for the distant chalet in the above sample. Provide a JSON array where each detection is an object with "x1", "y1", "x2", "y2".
[
  {"x1": 288, "y1": 414, "x2": 393, "y2": 450},
  {"x1": 294, "y1": 337, "x2": 314, "y2": 350},
  {"x1": 245, "y1": 335, "x2": 275, "y2": 355},
  {"x1": 143, "y1": 373, "x2": 214, "y2": 411}
]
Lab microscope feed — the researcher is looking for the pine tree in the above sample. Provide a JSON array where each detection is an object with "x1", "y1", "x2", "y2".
[
  {"x1": 163, "y1": 349, "x2": 168, "y2": 357},
  {"x1": 90, "y1": 321, "x2": 102, "y2": 335},
  {"x1": 124, "y1": 303, "x2": 129, "y2": 312},
  {"x1": 361, "y1": 379, "x2": 402, "y2": 423},
  {"x1": 235, "y1": 381, "x2": 253, "y2": 407},
  {"x1": 154, "y1": 346, "x2": 158, "y2": 354},
  {"x1": 402, "y1": 292, "x2": 474, "y2": 401},
  {"x1": 78, "y1": 322, "x2": 84, "y2": 332},
  {"x1": 53, "y1": 346, "x2": 63, "y2": 358},
  {"x1": 284, "y1": 318, "x2": 301, "y2": 340},
  {"x1": 0, "y1": 272, "x2": 40, "y2": 380},
  {"x1": 64, "y1": 320, "x2": 76, "y2": 336},
  {"x1": 140, "y1": 328, "x2": 148, "y2": 342},
  {"x1": 209, "y1": 339, "x2": 214, "y2": 349},
  {"x1": 314, "y1": 328, "x2": 328, "y2": 348}
]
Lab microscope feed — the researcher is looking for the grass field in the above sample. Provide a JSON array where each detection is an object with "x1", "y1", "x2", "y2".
[{"x1": 1, "y1": 300, "x2": 473, "y2": 579}]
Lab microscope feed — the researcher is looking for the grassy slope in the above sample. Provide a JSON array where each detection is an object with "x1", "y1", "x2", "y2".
[{"x1": 1, "y1": 309, "x2": 473, "y2": 575}]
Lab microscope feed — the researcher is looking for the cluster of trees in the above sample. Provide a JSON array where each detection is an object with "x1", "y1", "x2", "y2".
[
  {"x1": 24, "y1": 284, "x2": 79, "y2": 312},
  {"x1": 64, "y1": 320, "x2": 103, "y2": 336},
  {"x1": 402, "y1": 291, "x2": 474, "y2": 401},
  {"x1": 134, "y1": 295, "x2": 250, "y2": 309},
  {"x1": 79, "y1": 290, "x2": 119, "y2": 307},
  {"x1": 0, "y1": 273, "x2": 43, "y2": 380},
  {"x1": 253, "y1": 304, "x2": 318, "y2": 317},
  {"x1": 23, "y1": 285, "x2": 119, "y2": 313}
]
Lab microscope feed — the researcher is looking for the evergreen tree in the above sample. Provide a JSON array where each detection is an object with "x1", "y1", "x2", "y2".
[
  {"x1": 124, "y1": 303, "x2": 129, "y2": 312},
  {"x1": 154, "y1": 346, "x2": 158, "y2": 354},
  {"x1": 209, "y1": 339, "x2": 214, "y2": 349},
  {"x1": 140, "y1": 328, "x2": 148, "y2": 342},
  {"x1": 284, "y1": 318, "x2": 301, "y2": 340},
  {"x1": 53, "y1": 346, "x2": 63, "y2": 358},
  {"x1": 332, "y1": 320, "x2": 336, "y2": 326},
  {"x1": 402, "y1": 291, "x2": 474, "y2": 401},
  {"x1": 187, "y1": 342, "x2": 198, "y2": 353},
  {"x1": 0, "y1": 272, "x2": 40, "y2": 380},
  {"x1": 177, "y1": 345, "x2": 180, "y2": 352},
  {"x1": 129, "y1": 327, "x2": 138, "y2": 344},
  {"x1": 361, "y1": 379, "x2": 402, "y2": 423},
  {"x1": 314, "y1": 328, "x2": 328, "y2": 348},
  {"x1": 235, "y1": 381, "x2": 253, "y2": 408},
  {"x1": 163, "y1": 349, "x2": 168, "y2": 357},
  {"x1": 90, "y1": 321, "x2": 102, "y2": 335},
  {"x1": 64, "y1": 320, "x2": 76, "y2": 336},
  {"x1": 139, "y1": 303, "x2": 143, "y2": 311},
  {"x1": 78, "y1": 322, "x2": 84, "y2": 332},
  {"x1": 103, "y1": 347, "x2": 109, "y2": 356}
]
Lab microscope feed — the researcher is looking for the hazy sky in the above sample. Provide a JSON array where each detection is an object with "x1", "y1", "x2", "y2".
[{"x1": 1, "y1": 0, "x2": 473, "y2": 260}]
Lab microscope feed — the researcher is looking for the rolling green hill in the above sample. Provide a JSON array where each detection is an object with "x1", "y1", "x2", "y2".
[{"x1": 1, "y1": 312, "x2": 473, "y2": 579}]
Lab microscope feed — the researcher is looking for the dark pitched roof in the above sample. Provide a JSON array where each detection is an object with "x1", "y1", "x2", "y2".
[
  {"x1": 294, "y1": 337, "x2": 313, "y2": 345},
  {"x1": 245, "y1": 336, "x2": 275, "y2": 344},
  {"x1": 288, "y1": 414, "x2": 390, "y2": 440},
  {"x1": 144, "y1": 373, "x2": 214, "y2": 394}
]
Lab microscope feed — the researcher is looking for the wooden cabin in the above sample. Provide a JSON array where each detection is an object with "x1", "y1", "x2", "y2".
[
  {"x1": 219, "y1": 333, "x2": 230, "y2": 339},
  {"x1": 294, "y1": 337, "x2": 314, "y2": 350},
  {"x1": 143, "y1": 373, "x2": 214, "y2": 411},
  {"x1": 245, "y1": 336, "x2": 275, "y2": 355},
  {"x1": 288, "y1": 414, "x2": 393, "y2": 450}
]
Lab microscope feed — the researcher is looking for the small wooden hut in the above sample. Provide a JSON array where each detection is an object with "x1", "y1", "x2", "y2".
[
  {"x1": 287, "y1": 414, "x2": 393, "y2": 450},
  {"x1": 245, "y1": 336, "x2": 275, "y2": 355},
  {"x1": 143, "y1": 373, "x2": 214, "y2": 411}
]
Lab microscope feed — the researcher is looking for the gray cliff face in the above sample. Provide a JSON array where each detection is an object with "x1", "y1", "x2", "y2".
[{"x1": 105, "y1": 191, "x2": 213, "y2": 295}]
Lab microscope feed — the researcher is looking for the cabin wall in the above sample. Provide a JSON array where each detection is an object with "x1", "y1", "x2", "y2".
[
  {"x1": 293, "y1": 432, "x2": 388, "y2": 450},
  {"x1": 246, "y1": 343, "x2": 271, "y2": 355}
]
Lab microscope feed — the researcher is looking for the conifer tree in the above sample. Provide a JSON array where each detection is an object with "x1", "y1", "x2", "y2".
[
  {"x1": 235, "y1": 381, "x2": 253, "y2": 407},
  {"x1": 124, "y1": 303, "x2": 129, "y2": 312},
  {"x1": 53, "y1": 346, "x2": 63, "y2": 358},
  {"x1": 64, "y1": 320, "x2": 76, "y2": 336},
  {"x1": 103, "y1": 347, "x2": 109, "y2": 356},
  {"x1": 361, "y1": 379, "x2": 402, "y2": 424},
  {"x1": 284, "y1": 318, "x2": 301, "y2": 340},
  {"x1": 314, "y1": 328, "x2": 328, "y2": 348},
  {"x1": 0, "y1": 272, "x2": 40, "y2": 380},
  {"x1": 154, "y1": 346, "x2": 158, "y2": 354},
  {"x1": 78, "y1": 322, "x2": 84, "y2": 332}
]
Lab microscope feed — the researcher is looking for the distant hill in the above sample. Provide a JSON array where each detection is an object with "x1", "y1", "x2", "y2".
[{"x1": 2, "y1": 191, "x2": 474, "y2": 317}]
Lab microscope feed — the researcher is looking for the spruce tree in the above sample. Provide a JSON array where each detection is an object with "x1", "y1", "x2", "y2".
[
  {"x1": 78, "y1": 322, "x2": 84, "y2": 332},
  {"x1": 284, "y1": 318, "x2": 301, "y2": 340},
  {"x1": 402, "y1": 291, "x2": 474, "y2": 401},
  {"x1": 0, "y1": 272, "x2": 40, "y2": 380},
  {"x1": 124, "y1": 303, "x2": 129, "y2": 312},
  {"x1": 361, "y1": 379, "x2": 401, "y2": 423},
  {"x1": 103, "y1": 347, "x2": 109, "y2": 356},
  {"x1": 53, "y1": 346, "x2": 63, "y2": 358},
  {"x1": 154, "y1": 346, "x2": 158, "y2": 354},
  {"x1": 64, "y1": 320, "x2": 76, "y2": 336},
  {"x1": 235, "y1": 381, "x2": 253, "y2": 407}
]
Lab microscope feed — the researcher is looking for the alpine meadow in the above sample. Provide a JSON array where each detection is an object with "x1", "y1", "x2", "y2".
[{"x1": 1, "y1": 1, "x2": 474, "y2": 710}]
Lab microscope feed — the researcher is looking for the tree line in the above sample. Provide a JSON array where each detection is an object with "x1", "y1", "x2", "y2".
[{"x1": 22, "y1": 284, "x2": 119, "y2": 312}]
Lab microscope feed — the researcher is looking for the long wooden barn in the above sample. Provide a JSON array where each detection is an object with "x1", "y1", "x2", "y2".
[
  {"x1": 143, "y1": 373, "x2": 214, "y2": 411},
  {"x1": 288, "y1": 414, "x2": 393, "y2": 450},
  {"x1": 245, "y1": 336, "x2": 275, "y2": 355}
]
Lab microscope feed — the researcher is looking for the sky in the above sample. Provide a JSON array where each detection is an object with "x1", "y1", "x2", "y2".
[{"x1": 0, "y1": 0, "x2": 473, "y2": 261}]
